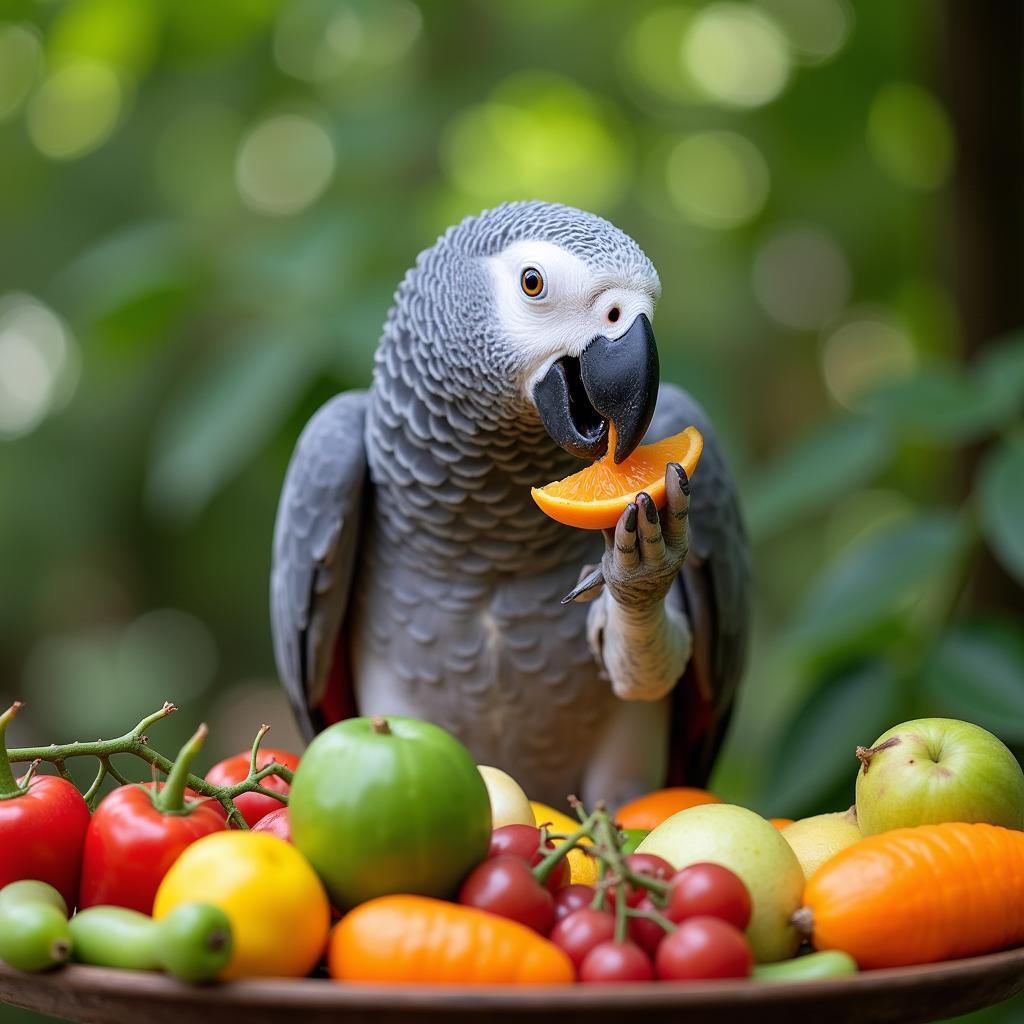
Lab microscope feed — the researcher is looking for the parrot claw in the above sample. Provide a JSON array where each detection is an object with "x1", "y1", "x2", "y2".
[{"x1": 561, "y1": 565, "x2": 606, "y2": 604}]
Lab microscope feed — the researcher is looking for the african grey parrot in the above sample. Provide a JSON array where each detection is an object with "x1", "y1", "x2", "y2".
[{"x1": 271, "y1": 201, "x2": 749, "y2": 809}]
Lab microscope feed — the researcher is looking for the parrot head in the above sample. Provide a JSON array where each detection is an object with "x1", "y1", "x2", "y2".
[{"x1": 390, "y1": 200, "x2": 663, "y2": 464}]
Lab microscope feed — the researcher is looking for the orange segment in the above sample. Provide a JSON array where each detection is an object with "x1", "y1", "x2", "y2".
[
  {"x1": 769, "y1": 818, "x2": 794, "y2": 831},
  {"x1": 615, "y1": 787, "x2": 722, "y2": 832},
  {"x1": 532, "y1": 426, "x2": 704, "y2": 530}
]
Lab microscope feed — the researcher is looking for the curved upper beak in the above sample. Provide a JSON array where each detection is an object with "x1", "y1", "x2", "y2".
[{"x1": 534, "y1": 313, "x2": 660, "y2": 464}]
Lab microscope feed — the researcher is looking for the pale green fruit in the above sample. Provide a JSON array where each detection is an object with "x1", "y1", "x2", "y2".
[
  {"x1": 781, "y1": 807, "x2": 861, "y2": 880},
  {"x1": 637, "y1": 803, "x2": 804, "y2": 962},
  {"x1": 855, "y1": 718, "x2": 1024, "y2": 836},
  {"x1": 477, "y1": 765, "x2": 533, "y2": 829}
]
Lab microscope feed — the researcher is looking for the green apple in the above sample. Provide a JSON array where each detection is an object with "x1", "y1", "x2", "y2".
[
  {"x1": 637, "y1": 803, "x2": 804, "y2": 962},
  {"x1": 855, "y1": 718, "x2": 1024, "y2": 836}
]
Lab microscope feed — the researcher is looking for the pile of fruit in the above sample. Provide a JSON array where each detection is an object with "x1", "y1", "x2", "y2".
[{"x1": 1, "y1": 699, "x2": 1023, "y2": 988}]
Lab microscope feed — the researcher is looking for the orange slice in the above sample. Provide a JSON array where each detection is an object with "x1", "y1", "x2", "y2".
[{"x1": 531, "y1": 426, "x2": 703, "y2": 530}]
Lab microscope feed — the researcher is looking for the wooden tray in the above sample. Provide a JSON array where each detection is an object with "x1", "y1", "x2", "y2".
[{"x1": 3, "y1": 947, "x2": 1023, "y2": 1024}]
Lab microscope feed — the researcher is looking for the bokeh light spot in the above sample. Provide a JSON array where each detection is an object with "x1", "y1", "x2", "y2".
[
  {"x1": 867, "y1": 83, "x2": 953, "y2": 191},
  {"x1": 753, "y1": 225, "x2": 851, "y2": 330},
  {"x1": 48, "y1": 0, "x2": 159, "y2": 78},
  {"x1": 683, "y1": 3, "x2": 791, "y2": 108},
  {"x1": 441, "y1": 71, "x2": 629, "y2": 211},
  {"x1": 26, "y1": 60, "x2": 122, "y2": 160},
  {"x1": 756, "y1": 0, "x2": 852, "y2": 65},
  {"x1": 0, "y1": 23, "x2": 42, "y2": 121},
  {"x1": 0, "y1": 295, "x2": 80, "y2": 439},
  {"x1": 236, "y1": 114, "x2": 336, "y2": 216},
  {"x1": 274, "y1": 0, "x2": 422, "y2": 84},
  {"x1": 665, "y1": 131, "x2": 770, "y2": 229},
  {"x1": 620, "y1": 7, "x2": 698, "y2": 105},
  {"x1": 821, "y1": 311, "x2": 918, "y2": 410}
]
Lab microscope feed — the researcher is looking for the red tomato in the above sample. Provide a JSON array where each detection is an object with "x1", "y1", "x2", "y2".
[
  {"x1": 79, "y1": 780, "x2": 226, "y2": 914},
  {"x1": 458, "y1": 855, "x2": 555, "y2": 935},
  {"x1": 606, "y1": 853, "x2": 675, "y2": 909},
  {"x1": 251, "y1": 806, "x2": 291, "y2": 842},
  {"x1": 549, "y1": 907, "x2": 616, "y2": 968},
  {"x1": 655, "y1": 916, "x2": 753, "y2": 980},
  {"x1": 667, "y1": 863, "x2": 752, "y2": 931},
  {"x1": 0, "y1": 773, "x2": 91, "y2": 911},
  {"x1": 580, "y1": 940, "x2": 654, "y2": 983},
  {"x1": 488, "y1": 824, "x2": 569, "y2": 892},
  {"x1": 204, "y1": 748, "x2": 299, "y2": 828},
  {"x1": 629, "y1": 894, "x2": 674, "y2": 956},
  {"x1": 553, "y1": 883, "x2": 594, "y2": 922},
  {"x1": 0, "y1": 703, "x2": 92, "y2": 910}
]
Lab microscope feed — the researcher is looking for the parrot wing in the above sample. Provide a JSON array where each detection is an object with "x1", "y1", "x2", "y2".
[
  {"x1": 270, "y1": 391, "x2": 369, "y2": 740},
  {"x1": 647, "y1": 383, "x2": 751, "y2": 786}
]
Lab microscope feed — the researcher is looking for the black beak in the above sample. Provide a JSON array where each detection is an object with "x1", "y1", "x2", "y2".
[{"x1": 534, "y1": 313, "x2": 660, "y2": 464}]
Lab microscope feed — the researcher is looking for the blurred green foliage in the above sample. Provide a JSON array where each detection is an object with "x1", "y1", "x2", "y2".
[{"x1": 0, "y1": 1, "x2": 1022, "y2": 1021}]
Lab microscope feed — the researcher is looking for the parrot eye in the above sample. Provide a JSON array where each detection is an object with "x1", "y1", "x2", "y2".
[{"x1": 520, "y1": 266, "x2": 546, "y2": 299}]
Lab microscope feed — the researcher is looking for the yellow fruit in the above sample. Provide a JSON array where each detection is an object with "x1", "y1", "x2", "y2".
[
  {"x1": 478, "y1": 766, "x2": 534, "y2": 829},
  {"x1": 530, "y1": 801, "x2": 599, "y2": 886},
  {"x1": 638, "y1": 803, "x2": 805, "y2": 963},
  {"x1": 153, "y1": 831, "x2": 329, "y2": 980},
  {"x1": 781, "y1": 807, "x2": 861, "y2": 880}
]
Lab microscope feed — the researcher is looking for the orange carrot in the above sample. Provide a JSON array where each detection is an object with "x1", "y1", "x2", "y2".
[
  {"x1": 800, "y1": 822, "x2": 1024, "y2": 968},
  {"x1": 328, "y1": 895, "x2": 575, "y2": 985}
]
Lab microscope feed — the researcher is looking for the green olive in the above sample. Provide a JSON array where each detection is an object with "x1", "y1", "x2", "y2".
[
  {"x1": 0, "y1": 880, "x2": 68, "y2": 916},
  {"x1": 753, "y1": 949, "x2": 858, "y2": 982},
  {"x1": 68, "y1": 906, "x2": 160, "y2": 970},
  {"x1": 156, "y1": 902, "x2": 233, "y2": 982},
  {"x1": 0, "y1": 901, "x2": 72, "y2": 972}
]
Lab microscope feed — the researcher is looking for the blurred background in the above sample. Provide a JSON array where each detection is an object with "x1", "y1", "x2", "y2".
[{"x1": 0, "y1": 0, "x2": 1022, "y2": 1020}]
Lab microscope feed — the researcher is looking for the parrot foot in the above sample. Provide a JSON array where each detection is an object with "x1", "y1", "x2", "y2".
[{"x1": 592, "y1": 462, "x2": 690, "y2": 611}]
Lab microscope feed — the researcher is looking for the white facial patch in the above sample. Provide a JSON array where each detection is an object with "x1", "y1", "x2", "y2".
[{"x1": 483, "y1": 240, "x2": 658, "y2": 401}]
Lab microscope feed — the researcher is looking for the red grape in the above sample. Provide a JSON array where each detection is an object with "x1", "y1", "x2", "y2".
[
  {"x1": 655, "y1": 916, "x2": 753, "y2": 980},
  {"x1": 489, "y1": 824, "x2": 568, "y2": 892},
  {"x1": 553, "y1": 884, "x2": 594, "y2": 922},
  {"x1": 458, "y1": 855, "x2": 555, "y2": 935},
  {"x1": 580, "y1": 940, "x2": 654, "y2": 983},
  {"x1": 549, "y1": 907, "x2": 616, "y2": 968},
  {"x1": 666, "y1": 863, "x2": 752, "y2": 931}
]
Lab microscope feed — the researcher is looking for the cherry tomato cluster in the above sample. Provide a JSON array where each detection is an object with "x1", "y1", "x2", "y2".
[{"x1": 456, "y1": 821, "x2": 755, "y2": 983}]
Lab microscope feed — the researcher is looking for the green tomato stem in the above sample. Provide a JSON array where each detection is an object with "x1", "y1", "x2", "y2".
[
  {"x1": 0, "y1": 703, "x2": 24, "y2": 798},
  {"x1": 624, "y1": 904, "x2": 677, "y2": 933},
  {"x1": 153, "y1": 723, "x2": 208, "y2": 814},
  {"x1": 531, "y1": 813, "x2": 598, "y2": 885},
  {"x1": 6, "y1": 702, "x2": 294, "y2": 827}
]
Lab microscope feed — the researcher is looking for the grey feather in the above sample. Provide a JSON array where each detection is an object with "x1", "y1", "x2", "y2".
[
  {"x1": 270, "y1": 391, "x2": 368, "y2": 738},
  {"x1": 647, "y1": 383, "x2": 751, "y2": 774}
]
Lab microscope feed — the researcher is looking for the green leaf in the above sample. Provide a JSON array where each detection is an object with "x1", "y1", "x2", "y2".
[
  {"x1": 146, "y1": 327, "x2": 320, "y2": 523},
  {"x1": 861, "y1": 365, "x2": 999, "y2": 443},
  {"x1": 786, "y1": 513, "x2": 964, "y2": 660},
  {"x1": 52, "y1": 222, "x2": 200, "y2": 328},
  {"x1": 744, "y1": 416, "x2": 891, "y2": 541},
  {"x1": 977, "y1": 431, "x2": 1024, "y2": 586},
  {"x1": 975, "y1": 331, "x2": 1024, "y2": 421},
  {"x1": 923, "y1": 621, "x2": 1024, "y2": 745},
  {"x1": 763, "y1": 662, "x2": 902, "y2": 817}
]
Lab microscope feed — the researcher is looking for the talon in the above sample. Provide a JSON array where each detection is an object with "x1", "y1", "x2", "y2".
[
  {"x1": 624, "y1": 503, "x2": 638, "y2": 532},
  {"x1": 639, "y1": 492, "x2": 659, "y2": 523},
  {"x1": 561, "y1": 567, "x2": 606, "y2": 604},
  {"x1": 669, "y1": 462, "x2": 690, "y2": 496}
]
